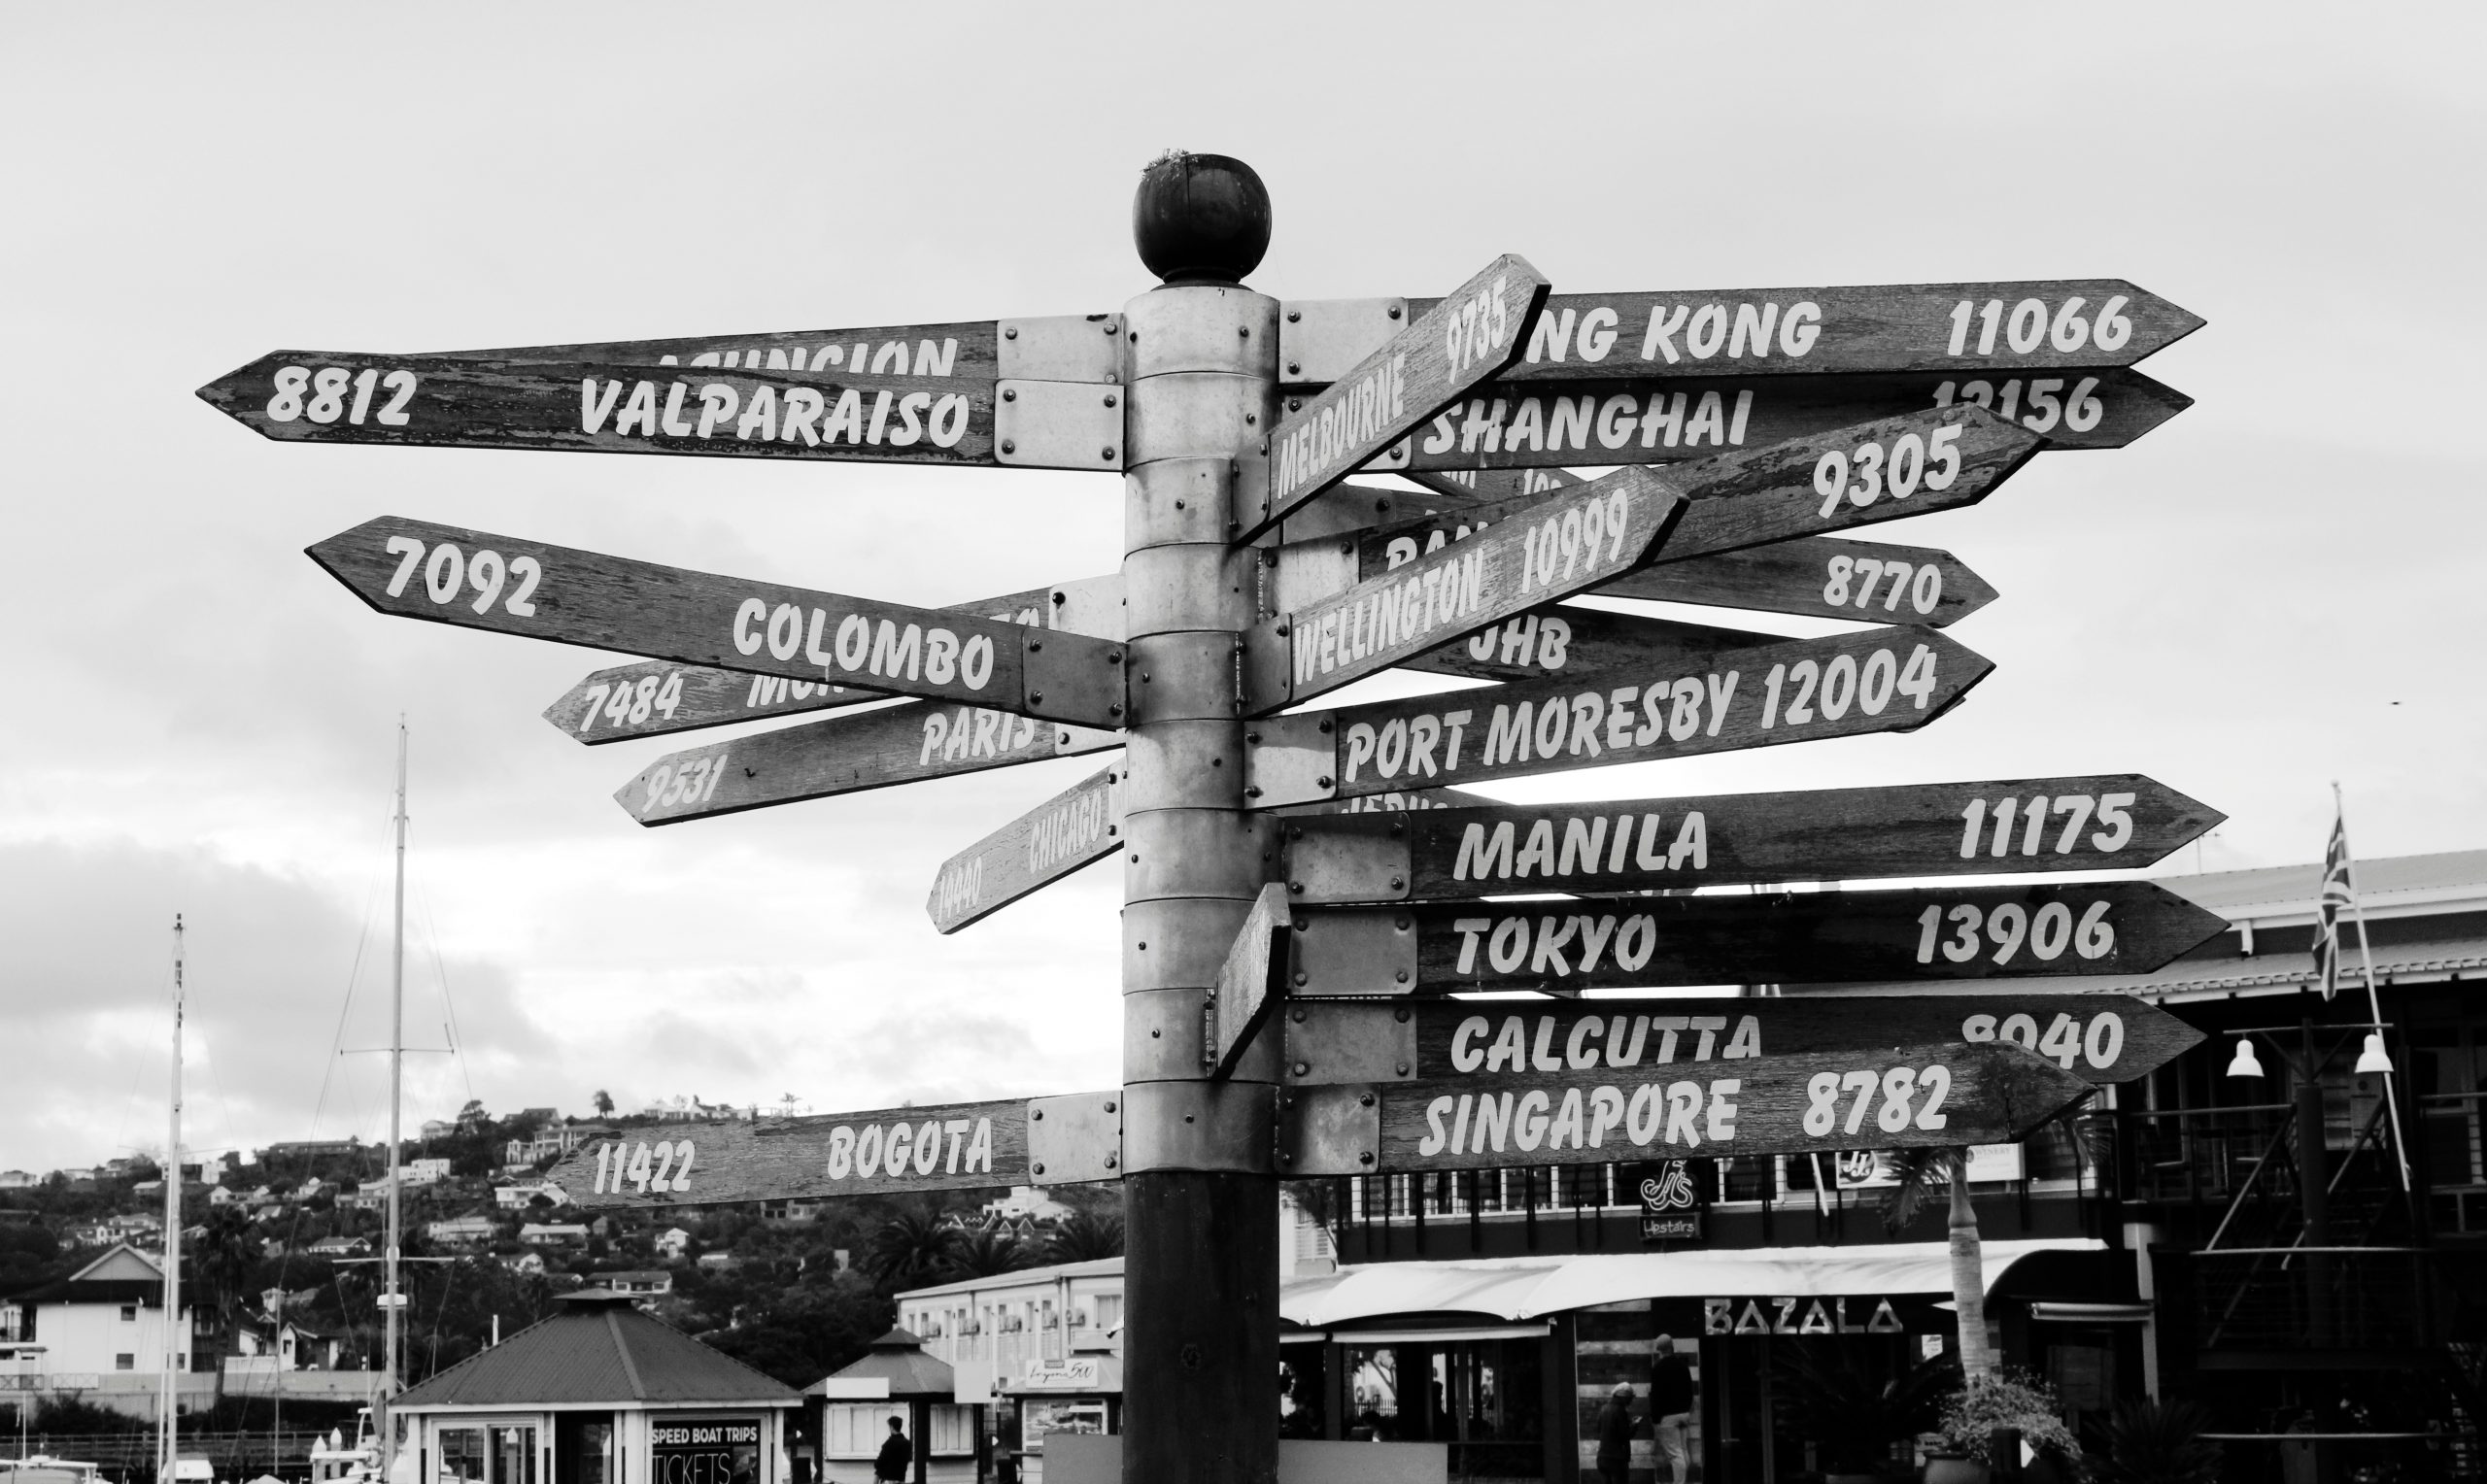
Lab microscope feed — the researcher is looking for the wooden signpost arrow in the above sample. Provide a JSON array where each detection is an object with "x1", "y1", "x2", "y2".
[
  {"x1": 1275, "y1": 1042, "x2": 2095, "y2": 1177},
  {"x1": 1605, "y1": 535, "x2": 1999, "y2": 628},
  {"x1": 1398, "y1": 367, "x2": 2187, "y2": 471},
  {"x1": 1355, "y1": 405, "x2": 2036, "y2": 578},
  {"x1": 1243, "y1": 254, "x2": 1550, "y2": 538},
  {"x1": 308, "y1": 517, "x2": 1129, "y2": 727},
  {"x1": 1399, "y1": 608, "x2": 1792, "y2": 689},
  {"x1": 1278, "y1": 993, "x2": 2204, "y2": 1091},
  {"x1": 433, "y1": 311, "x2": 1126, "y2": 388},
  {"x1": 1274, "y1": 775, "x2": 2224, "y2": 901},
  {"x1": 544, "y1": 576, "x2": 1121, "y2": 744},
  {"x1": 201, "y1": 350, "x2": 1130, "y2": 472},
  {"x1": 1206, "y1": 885, "x2": 1294, "y2": 1078},
  {"x1": 928, "y1": 762, "x2": 1125, "y2": 933},
  {"x1": 620, "y1": 700, "x2": 1118, "y2": 826},
  {"x1": 1244, "y1": 625, "x2": 1993, "y2": 808},
  {"x1": 1278, "y1": 881, "x2": 2228, "y2": 995},
  {"x1": 549, "y1": 1090, "x2": 1124, "y2": 1209},
  {"x1": 1243, "y1": 468, "x2": 1686, "y2": 712},
  {"x1": 1422, "y1": 280, "x2": 2202, "y2": 379}
]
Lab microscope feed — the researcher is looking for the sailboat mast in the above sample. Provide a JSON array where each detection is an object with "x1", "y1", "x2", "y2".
[
  {"x1": 380, "y1": 720, "x2": 407, "y2": 1480},
  {"x1": 161, "y1": 915, "x2": 185, "y2": 1484}
]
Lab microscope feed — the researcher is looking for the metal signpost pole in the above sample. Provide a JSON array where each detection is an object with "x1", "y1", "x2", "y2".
[{"x1": 1116, "y1": 155, "x2": 1281, "y2": 1484}]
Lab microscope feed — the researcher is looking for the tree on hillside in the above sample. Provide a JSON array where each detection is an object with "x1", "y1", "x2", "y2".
[
  {"x1": 865, "y1": 1207, "x2": 959, "y2": 1289},
  {"x1": 1043, "y1": 1208, "x2": 1125, "y2": 1265},
  {"x1": 948, "y1": 1229, "x2": 1031, "y2": 1280},
  {"x1": 593, "y1": 1090, "x2": 615, "y2": 1117},
  {"x1": 187, "y1": 1204, "x2": 263, "y2": 1340}
]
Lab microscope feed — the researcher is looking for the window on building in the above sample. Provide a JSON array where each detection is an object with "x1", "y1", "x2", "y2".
[
  {"x1": 490, "y1": 1425, "x2": 537, "y2": 1484},
  {"x1": 116, "y1": 1354, "x2": 134, "y2": 1370},
  {"x1": 120, "y1": 1304, "x2": 138, "y2": 1322},
  {"x1": 438, "y1": 1427, "x2": 487, "y2": 1481}
]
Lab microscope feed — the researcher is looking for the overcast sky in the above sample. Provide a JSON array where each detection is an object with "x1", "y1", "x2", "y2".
[{"x1": 2, "y1": 4, "x2": 2480, "y2": 1174}]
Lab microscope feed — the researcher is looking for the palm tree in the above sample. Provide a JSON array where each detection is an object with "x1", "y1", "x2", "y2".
[
  {"x1": 866, "y1": 1207, "x2": 960, "y2": 1289},
  {"x1": 1878, "y1": 1149, "x2": 1993, "y2": 1381},
  {"x1": 946, "y1": 1229, "x2": 1031, "y2": 1280},
  {"x1": 1043, "y1": 1208, "x2": 1125, "y2": 1264}
]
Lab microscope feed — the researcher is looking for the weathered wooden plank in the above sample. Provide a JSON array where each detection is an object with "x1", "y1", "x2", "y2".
[
  {"x1": 307, "y1": 517, "x2": 1129, "y2": 727},
  {"x1": 542, "y1": 578, "x2": 1120, "y2": 745},
  {"x1": 433, "y1": 320, "x2": 1006, "y2": 378},
  {"x1": 1345, "y1": 1043, "x2": 2094, "y2": 1176},
  {"x1": 1399, "y1": 607, "x2": 1787, "y2": 687},
  {"x1": 1342, "y1": 993, "x2": 2204, "y2": 1089},
  {"x1": 1284, "y1": 882, "x2": 2228, "y2": 995},
  {"x1": 1245, "y1": 469, "x2": 1686, "y2": 712},
  {"x1": 1244, "y1": 626, "x2": 1992, "y2": 807},
  {"x1": 1395, "y1": 281, "x2": 2202, "y2": 380},
  {"x1": 1600, "y1": 535, "x2": 1998, "y2": 627},
  {"x1": 1207, "y1": 885, "x2": 1293, "y2": 1077},
  {"x1": 1397, "y1": 367, "x2": 2186, "y2": 468},
  {"x1": 1364, "y1": 405, "x2": 2036, "y2": 572},
  {"x1": 927, "y1": 761, "x2": 1125, "y2": 933},
  {"x1": 1247, "y1": 255, "x2": 1550, "y2": 536},
  {"x1": 1270, "y1": 788, "x2": 1491, "y2": 816},
  {"x1": 1278, "y1": 775, "x2": 2224, "y2": 901},
  {"x1": 620, "y1": 700, "x2": 1119, "y2": 826},
  {"x1": 546, "y1": 1093, "x2": 1120, "y2": 1208}
]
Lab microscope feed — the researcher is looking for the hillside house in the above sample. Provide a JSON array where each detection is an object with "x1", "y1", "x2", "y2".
[
  {"x1": 306, "y1": 1235, "x2": 373, "y2": 1259},
  {"x1": 0, "y1": 1170, "x2": 34, "y2": 1189},
  {"x1": 12, "y1": 1244, "x2": 215, "y2": 1419},
  {"x1": 495, "y1": 1181, "x2": 567, "y2": 1210},
  {"x1": 426, "y1": 1215, "x2": 498, "y2": 1249},
  {"x1": 653, "y1": 1227, "x2": 693, "y2": 1260},
  {"x1": 519, "y1": 1224, "x2": 588, "y2": 1249},
  {"x1": 597, "y1": 1270, "x2": 673, "y2": 1297}
]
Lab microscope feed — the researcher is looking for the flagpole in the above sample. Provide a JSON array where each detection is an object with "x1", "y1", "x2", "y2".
[{"x1": 2335, "y1": 782, "x2": 2411, "y2": 1192}]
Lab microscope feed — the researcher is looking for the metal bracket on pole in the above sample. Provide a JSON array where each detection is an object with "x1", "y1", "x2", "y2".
[
  {"x1": 1288, "y1": 908, "x2": 1418, "y2": 996},
  {"x1": 1278, "y1": 816, "x2": 1413, "y2": 903},
  {"x1": 1120, "y1": 1081, "x2": 1276, "y2": 1174},
  {"x1": 1275, "y1": 1085, "x2": 1381, "y2": 1176},
  {"x1": 996, "y1": 314, "x2": 1126, "y2": 385},
  {"x1": 1026, "y1": 1092, "x2": 1123, "y2": 1184},
  {"x1": 1278, "y1": 298, "x2": 1411, "y2": 386},
  {"x1": 1282, "y1": 1001, "x2": 1416, "y2": 1086},
  {"x1": 1242, "y1": 712, "x2": 1336, "y2": 809},
  {"x1": 995, "y1": 380, "x2": 1128, "y2": 470},
  {"x1": 1021, "y1": 631, "x2": 1127, "y2": 727}
]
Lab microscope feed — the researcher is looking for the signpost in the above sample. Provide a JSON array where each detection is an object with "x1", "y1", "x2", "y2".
[
  {"x1": 543, "y1": 576, "x2": 1119, "y2": 743},
  {"x1": 1273, "y1": 775, "x2": 2225, "y2": 900},
  {"x1": 928, "y1": 762, "x2": 1125, "y2": 933},
  {"x1": 1243, "y1": 467, "x2": 1686, "y2": 711},
  {"x1": 309, "y1": 517, "x2": 1129, "y2": 727},
  {"x1": 617, "y1": 697, "x2": 1119, "y2": 826},
  {"x1": 1244, "y1": 625, "x2": 1994, "y2": 807},
  {"x1": 547, "y1": 1091, "x2": 1123, "y2": 1209},
  {"x1": 1244, "y1": 254, "x2": 1550, "y2": 536},
  {"x1": 222, "y1": 152, "x2": 2212, "y2": 1484},
  {"x1": 1274, "y1": 1042, "x2": 2096, "y2": 1176},
  {"x1": 1277, "y1": 882, "x2": 2227, "y2": 995},
  {"x1": 1278, "y1": 993, "x2": 2205, "y2": 1089}
]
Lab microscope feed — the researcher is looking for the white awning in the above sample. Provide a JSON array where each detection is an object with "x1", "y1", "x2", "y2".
[{"x1": 1279, "y1": 1237, "x2": 2102, "y2": 1327}]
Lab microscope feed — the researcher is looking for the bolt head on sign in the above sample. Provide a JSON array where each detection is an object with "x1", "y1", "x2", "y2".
[{"x1": 1135, "y1": 152, "x2": 1273, "y2": 286}]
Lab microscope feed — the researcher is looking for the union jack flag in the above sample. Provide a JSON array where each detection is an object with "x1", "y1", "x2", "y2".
[{"x1": 2312, "y1": 807, "x2": 2355, "y2": 1000}]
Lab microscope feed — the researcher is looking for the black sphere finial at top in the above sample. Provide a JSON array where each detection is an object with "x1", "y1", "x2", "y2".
[{"x1": 1134, "y1": 152, "x2": 1271, "y2": 286}]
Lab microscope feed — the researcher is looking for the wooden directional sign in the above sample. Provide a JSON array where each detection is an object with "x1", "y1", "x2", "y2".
[
  {"x1": 1439, "y1": 281, "x2": 2201, "y2": 380},
  {"x1": 1272, "y1": 787, "x2": 1492, "y2": 817},
  {"x1": 200, "y1": 344, "x2": 1130, "y2": 472},
  {"x1": 548, "y1": 1091, "x2": 1123, "y2": 1209},
  {"x1": 1244, "y1": 626, "x2": 1992, "y2": 808},
  {"x1": 1603, "y1": 535, "x2": 1998, "y2": 628},
  {"x1": 1277, "y1": 1043, "x2": 2094, "y2": 1177},
  {"x1": 1245, "y1": 254, "x2": 1550, "y2": 537},
  {"x1": 1206, "y1": 885, "x2": 1293, "y2": 1078},
  {"x1": 1282, "y1": 993, "x2": 2203, "y2": 1091},
  {"x1": 1276, "y1": 776, "x2": 2224, "y2": 902},
  {"x1": 1397, "y1": 367, "x2": 2186, "y2": 471},
  {"x1": 1361, "y1": 405, "x2": 2035, "y2": 575},
  {"x1": 309, "y1": 517, "x2": 1128, "y2": 727},
  {"x1": 1402, "y1": 608, "x2": 1789, "y2": 688},
  {"x1": 1244, "y1": 468, "x2": 1686, "y2": 712},
  {"x1": 622, "y1": 699, "x2": 1118, "y2": 826},
  {"x1": 929, "y1": 762, "x2": 1124, "y2": 933},
  {"x1": 433, "y1": 311, "x2": 1127, "y2": 388},
  {"x1": 1280, "y1": 881, "x2": 2227, "y2": 995},
  {"x1": 543, "y1": 576, "x2": 1122, "y2": 744}
]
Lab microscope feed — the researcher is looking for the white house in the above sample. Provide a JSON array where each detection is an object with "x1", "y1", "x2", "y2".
[
  {"x1": 518, "y1": 1224, "x2": 588, "y2": 1249},
  {"x1": 494, "y1": 1181, "x2": 567, "y2": 1210},
  {"x1": 653, "y1": 1227, "x2": 694, "y2": 1260},
  {"x1": 0, "y1": 1170, "x2": 35, "y2": 1190},
  {"x1": 596, "y1": 1270, "x2": 673, "y2": 1297},
  {"x1": 16, "y1": 1245, "x2": 216, "y2": 1419},
  {"x1": 425, "y1": 1215, "x2": 498, "y2": 1249}
]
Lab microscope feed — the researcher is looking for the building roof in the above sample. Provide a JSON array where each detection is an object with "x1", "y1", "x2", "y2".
[
  {"x1": 2162, "y1": 848, "x2": 2487, "y2": 916},
  {"x1": 803, "y1": 1329, "x2": 954, "y2": 1400},
  {"x1": 892, "y1": 1257, "x2": 1123, "y2": 1302},
  {"x1": 392, "y1": 1290, "x2": 798, "y2": 1409}
]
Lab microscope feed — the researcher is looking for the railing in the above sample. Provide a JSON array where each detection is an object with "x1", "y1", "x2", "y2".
[
  {"x1": 4, "y1": 1432, "x2": 332, "y2": 1481},
  {"x1": 2183, "y1": 1248, "x2": 2434, "y2": 1350}
]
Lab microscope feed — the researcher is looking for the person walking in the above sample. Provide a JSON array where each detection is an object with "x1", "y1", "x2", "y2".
[
  {"x1": 873, "y1": 1416, "x2": 912, "y2": 1483},
  {"x1": 1650, "y1": 1334, "x2": 1694, "y2": 1484},
  {"x1": 1595, "y1": 1382, "x2": 1638, "y2": 1484}
]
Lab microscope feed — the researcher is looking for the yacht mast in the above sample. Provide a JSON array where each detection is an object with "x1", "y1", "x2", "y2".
[
  {"x1": 159, "y1": 915, "x2": 185, "y2": 1484},
  {"x1": 378, "y1": 720, "x2": 407, "y2": 1481}
]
